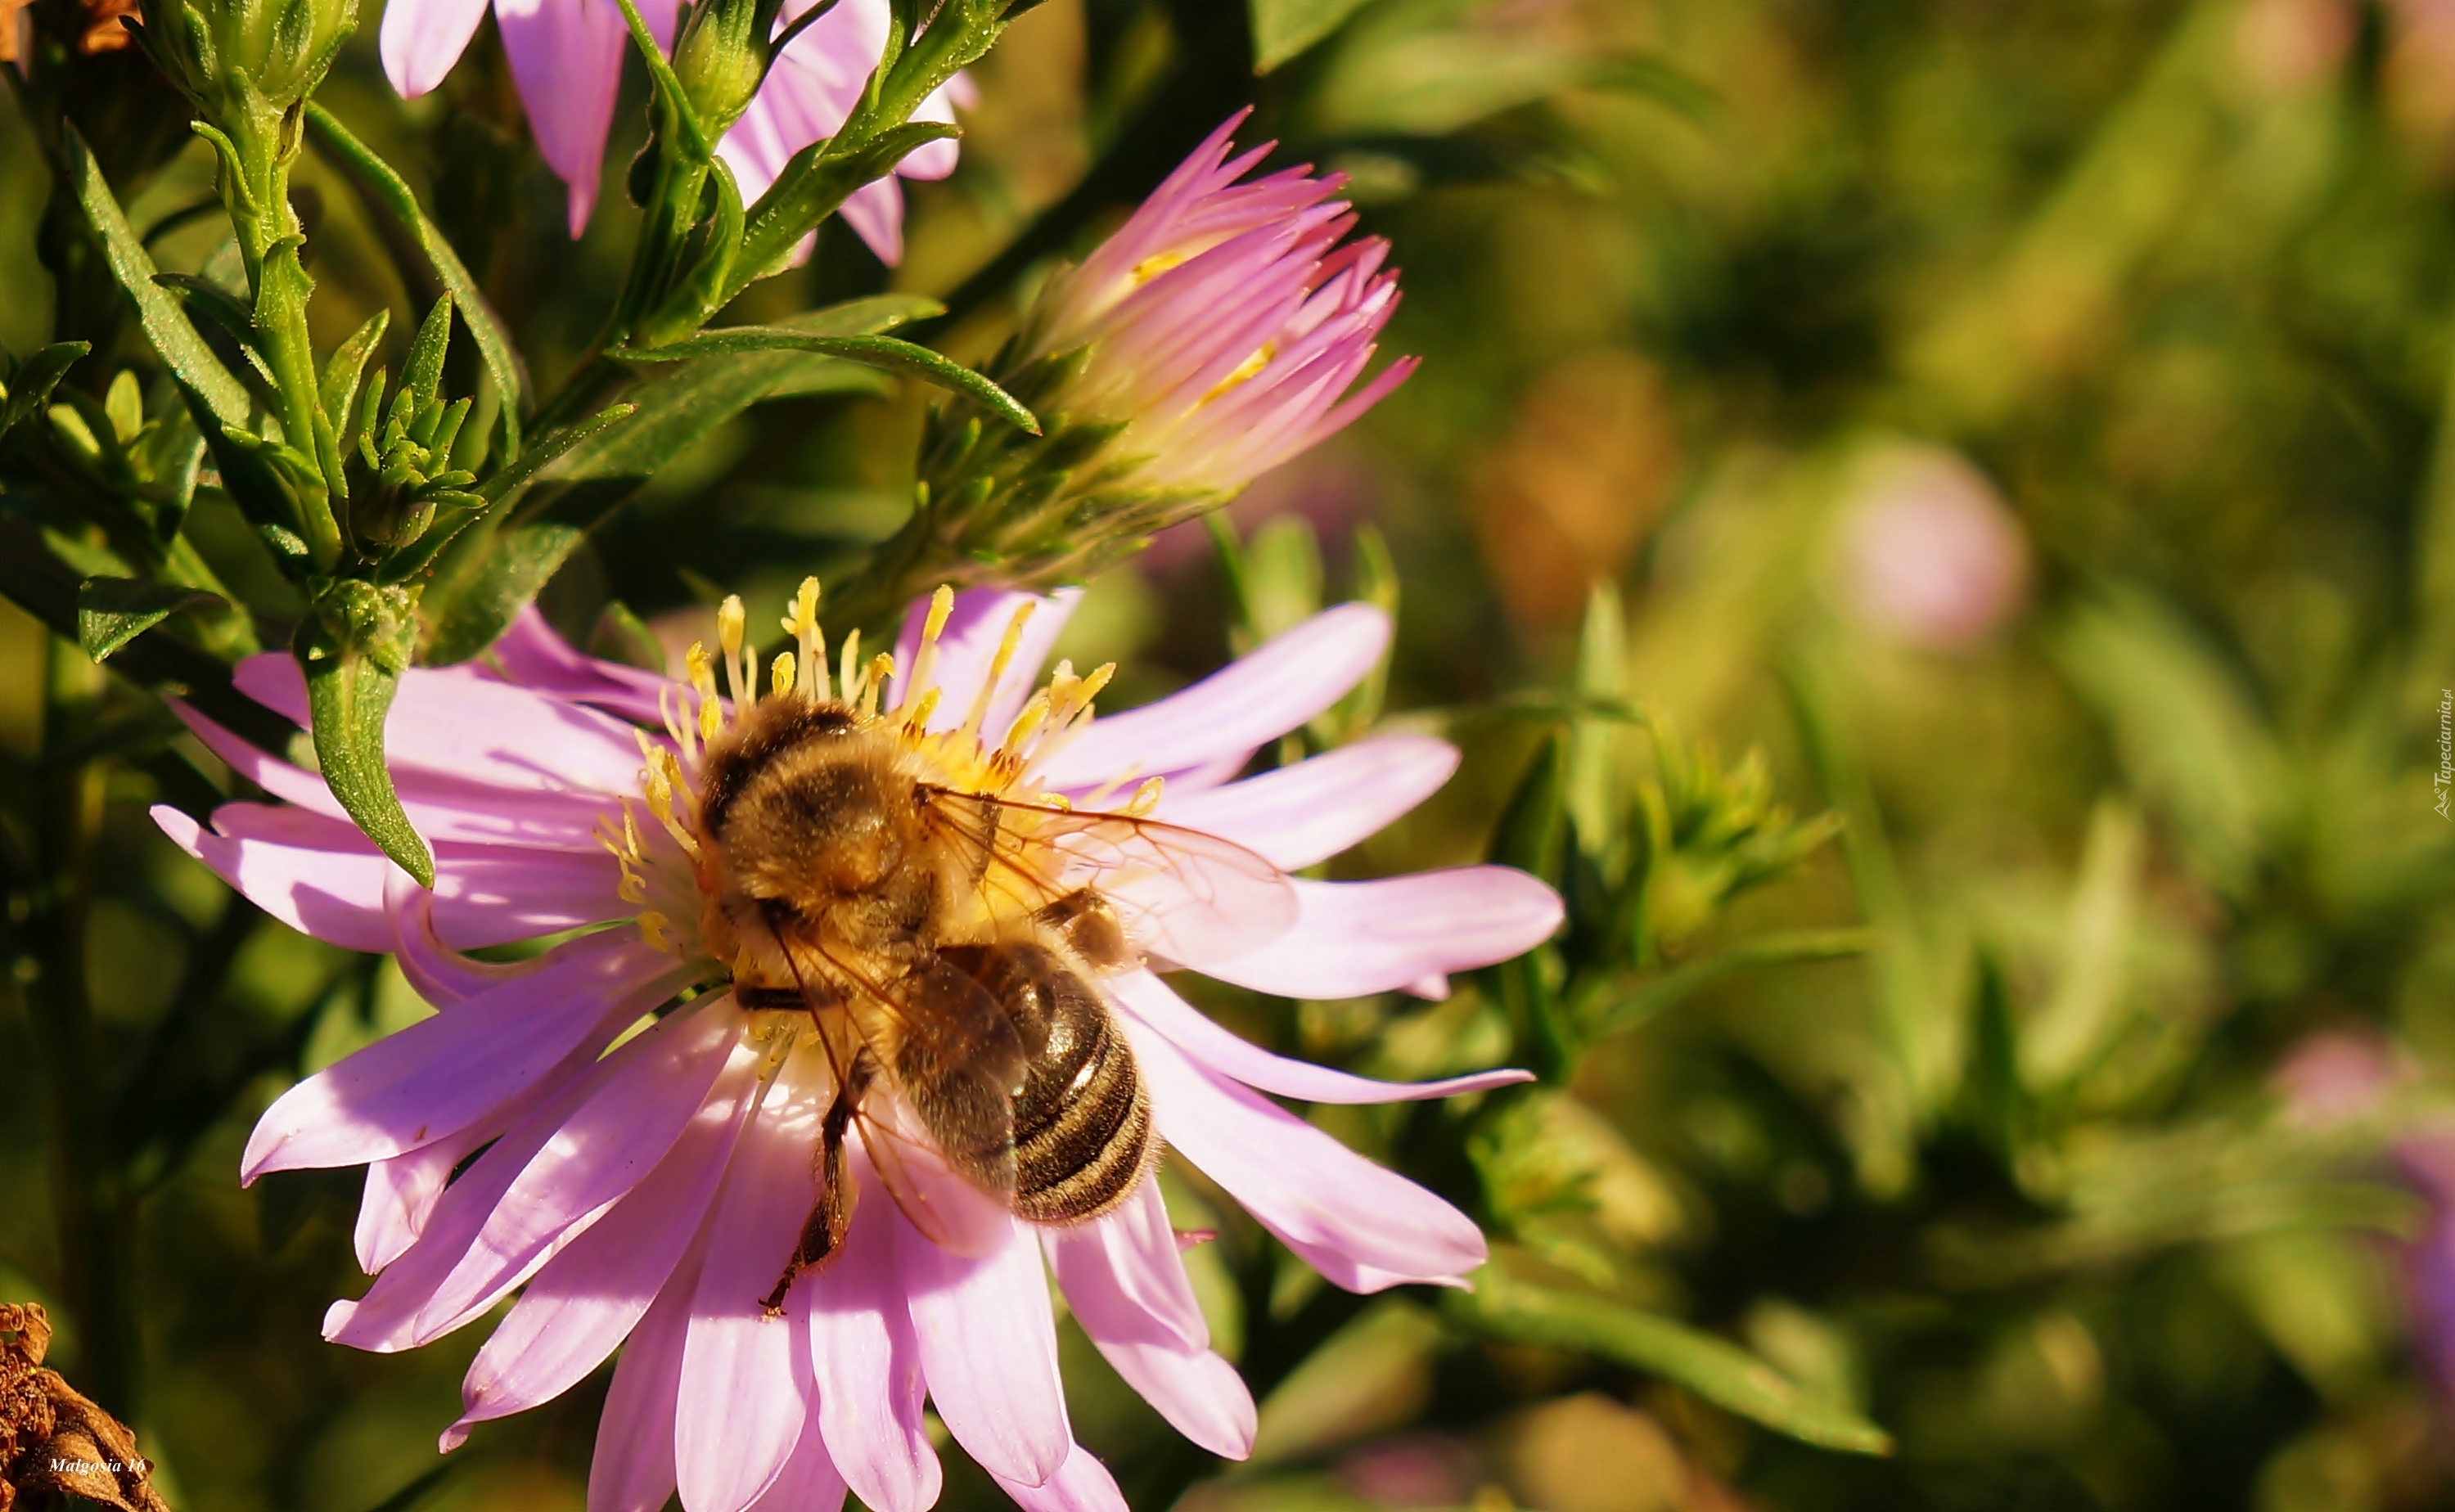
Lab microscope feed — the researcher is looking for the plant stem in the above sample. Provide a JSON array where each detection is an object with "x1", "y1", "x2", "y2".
[{"x1": 20, "y1": 635, "x2": 142, "y2": 1417}]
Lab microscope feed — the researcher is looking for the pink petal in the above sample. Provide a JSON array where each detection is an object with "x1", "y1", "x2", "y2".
[
  {"x1": 156, "y1": 800, "x2": 631, "y2": 953},
  {"x1": 380, "y1": 0, "x2": 490, "y2": 95},
  {"x1": 897, "y1": 1196, "x2": 1070, "y2": 1487},
  {"x1": 445, "y1": 1031, "x2": 763, "y2": 1447},
  {"x1": 590, "y1": 1228, "x2": 709, "y2": 1512},
  {"x1": 412, "y1": 1001, "x2": 743, "y2": 1339},
  {"x1": 326, "y1": 1053, "x2": 621, "y2": 1352},
  {"x1": 356, "y1": 1123, "x2": 495, "y2": 1273},
  {"x1": 1045, "y1": 1183, "x2": 1255, "y2": 1458},
  {"x1": 386, "y1": 870, "x2": 531, "y2": 1006},
  {"x1": 742, "y1": 1419, "x2": 848, "y2": 1512},
  {"x1": 678, "y1": 1090, "x2": 822, "y2": 1512},
  {"x1": 232, "y1": 652, "x2": 651, "y2": 799},
  {"x1": 1108, "y1": 971, "x2": 1529, "y2": 1105},
  {"x1": 1036, "y1": 605, "x2": 1390, "y2": 791},
  {"x1": 152, "y1": 803, "x2": 391, "y2": 952},
  {"x1": 806, "y1": 1153, "x2": 942, "y2": 1512},
  {"x1": 890, "y1": 587, "x2": 1082, "y2": 740},
  {"x1": 495, "y1": 0, "x2": 634, "y2": 234},
  {"x1": 241, "y1": 932, "x2": 685, "y2": 1183},
  {"x1": 1197, "y1": 869, "x2": 1561, "y2": 1001},
  {"x1": 991, "y1": 1443, "x2": 1130, "y2": 1512},
  {"x1": 1128, "y1": 1019, "x2": 1489, "y2": 1291},
  {"x1": 1156, "y1": 736, "x2": 1458, "y2": 870},
  {"x1": 838, "y1": 177, "x2": 905, "y2": 265},
  {"x1": 485, "y1": 605, "x2": 673, "y2": 726}
]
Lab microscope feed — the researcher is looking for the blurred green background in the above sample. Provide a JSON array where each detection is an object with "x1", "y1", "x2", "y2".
[{"x1": 11, "y1": 0, "x2": 2455, "y2": 1509}]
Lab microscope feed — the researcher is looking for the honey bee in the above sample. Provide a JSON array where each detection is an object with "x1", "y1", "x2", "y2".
[{"x1": 696, "y1": 695, "x2": 1295, "y2": 1311}]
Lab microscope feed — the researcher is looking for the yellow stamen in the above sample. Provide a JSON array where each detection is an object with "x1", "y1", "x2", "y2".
[
  {"x1": 717, "y1": 596, "x2": 747, "y2": 704},
  {"x1": 1133, "y1": 250, "x2": 1188, "y2": 283},
  {"x1": 961, "y1": 601, "x2": 1037, "y2": 741},
  {"x1": 903, "y1": 687, "x2": 941, "y2": 732},
  {"x1": 839, "y1": 629, "x2": 863, "y2": 707},
  {"x1": 998, "y1": 688, "x2": 1052, "y2": 759},
  {"x1": 1126, "y1": 776, "x2": 1165, "y2": 817},
  {"x1": 699, "y1": 686, "x2": 723, "y2": 746},
  {"x1": 637, "y1": 910, "x2": 677, "y2": 953},
  {"x1": 859, "y1": 653, "x2": 894, "y2": 718},
  {"x1": 771, "y1": 651, "x2": 796, "y2": 700},
  {"x1": 1200, "y1": 342, "x2": 1275, "y2": 406},
  {"x1": 782, "y1": 578, "x2": 823, "y2": 701},
  {"x1": 898, "y1": 585, "x2": 956, "y2": 716}
]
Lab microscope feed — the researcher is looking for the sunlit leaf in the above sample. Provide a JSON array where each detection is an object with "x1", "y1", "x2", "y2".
[
  {"x1": 304, "y1": 103, "x2": 530, "y2": 458},
  {"x1": 300, "y1": 581, "x2": 432, "y2": 886},
  {"x1": 75, "y1": 576, "x2": 225, "y2": 662},
  {"x1": 1449, "y1": 1267, "x2": 1895, "y2": 1456},
  {"x1": 610, "y1": 328, "x2": 1038, "y2": 434}
]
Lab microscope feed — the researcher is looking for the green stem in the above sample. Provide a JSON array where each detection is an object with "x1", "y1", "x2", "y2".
[
  {"x1": 214, "y1": 101, "x2": 343, "y2": 569},
  {"x1": 16, "y1": 637, "x2": 142, "y2": 1416}
]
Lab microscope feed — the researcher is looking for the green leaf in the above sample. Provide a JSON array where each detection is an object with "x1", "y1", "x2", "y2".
[
  {"x1": 152, "y1": 272, "x2": 264, "y2": 362},
  {"x1": 304, "y1": 103, "x2": 529, "y2": 458},
  {"x1": 64, "y1": 127, "x2": 251, "y2": 429},
  {"x1": 74, "y1": 576, "x2": 226, "y2": 662},
  {"x1": 321, "y1": 309, "x2": 390, "y2": 447},
  {"x1": 402, "y1": 295, "x2": 453, "y2": 416},
  {"x1": 1448, "y1": 1268, "x2": 1895, "y2": 1456},
  {"x1": 727, "y1": 122, "x2": 961, "y2": 304},
  {"x1": 417, "y1": 520, "x2": 585, "y2": 667},
  {"x1": 1580, "y1": 928, "x2": 1879, "y2": 1040},
  {"x1": 300, "y1": 583, "x2": 434, "y2": 887},
  {"x1": 777, "y1": 293, "x2": 946, "y2": 338},
  {"x1": 612, "y1": 327, "x2": 1038, "y2": 433},
  {"x1": 1250, "y1": 0, "x2": 1374, "y2": 72},
  {"x1": 550, "y1": 350, "x2": 884, "y2": 484},
  {"x1": 0, "y1": 343, "x2": 90, "y2": 437},
  {"x1": 1489, "y1": 733, "x2": 1570, "y2": 1077}
]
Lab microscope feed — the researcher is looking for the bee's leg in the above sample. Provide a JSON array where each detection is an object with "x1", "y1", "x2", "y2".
[{"x1": 761, "y1": 1049, "x2": 876, "y2": 1314}]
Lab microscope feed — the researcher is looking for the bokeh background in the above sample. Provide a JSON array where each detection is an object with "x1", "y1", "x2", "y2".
[{"x1": 10, "y1": 0, "x2": 2455, "y2": 1509}]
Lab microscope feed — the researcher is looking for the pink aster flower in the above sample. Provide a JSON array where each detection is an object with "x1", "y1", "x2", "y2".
[
  {"x1": 1014, "y1": 111, "x2": 1419, "y2": 497},
  {"x1": 381, "y1": 0, "x2": 962, "y2": 251},
  {"x1": 153, "y1": 585, "x2": 1561, "y2": 1512}
]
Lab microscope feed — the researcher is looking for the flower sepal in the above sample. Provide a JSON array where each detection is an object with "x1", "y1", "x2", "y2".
[{"x1": 296, "y1": 576, "x2": 433, "y2": 886}]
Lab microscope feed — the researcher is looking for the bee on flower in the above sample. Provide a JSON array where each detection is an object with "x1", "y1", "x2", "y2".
[{"x1": 156, "y1": 582, "x2": 1561, "y2": 1512}]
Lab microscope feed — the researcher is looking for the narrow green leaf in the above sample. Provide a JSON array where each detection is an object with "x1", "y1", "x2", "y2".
[
  {"x1": 417, "y1": 521, "x2": 585, "y2": 667},
  {"x1": 1489, "y1": 734, "x2": 1572, "y2": 1077},
  {"x1": 1581, "y1": 928, "x2": 1880, "y2": 1039},
  {"x1": 1249, "y1": 0, "x2": 1373, "y2": 72},
  {"x1": 0, "y1": 343, "x2": 89, "y2": 437},
  {"x1": 300, "y1": 584, "x2": 434, "y2": 886},
  {"x1": 75, "y1": 576, "x2": 226, "y2": 662},
  {"x1": 1449, "y1": 1269, "x2": 1895, "y2": 1456},
  {"x1": 611, "y1": 328, "x2": 1038, "y2": 434},
  {"x1": 549, "y1": 350, "x2": 884, "y2": 484},
  {"x1": 304, "y1": 103, "x2": 529, "y2": 457},
  {"x1": 402, "y1": 295, "x2": 453, "y2": 416},
  {"x1": 64, "y1": 126, "x2": 251, "y2": 428},
  {"x1": 152, "y1": 272, "x2": 263, "y2": 359},
  {"x1": 777, "y1": 293, "x2": 946, "y2": 338},
  {"x1": 321, "y1": 308, "x2": 390, "y2": 446},
  {"x1": 473, "y1": 401, "x2": 635, "y2": 507},
  {"x1": 728, "y1": 122, "x2": 961, "y2": 303}
]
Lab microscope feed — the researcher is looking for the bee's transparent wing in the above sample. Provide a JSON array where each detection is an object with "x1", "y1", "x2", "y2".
[
  {"x1": 920, "y1": 788, "x2": 1300, "y2": 966},
  {"x1": 777, "y1": 923, "x2": 1025, "y2": 1212}
]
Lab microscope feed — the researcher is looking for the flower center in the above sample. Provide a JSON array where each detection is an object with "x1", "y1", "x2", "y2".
[{"x1": 592, "y1": 582, "x2": 1160, "y2": 997}]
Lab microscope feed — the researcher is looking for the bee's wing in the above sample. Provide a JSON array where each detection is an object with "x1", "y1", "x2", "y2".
[
  {"x1": 920, "y1": 788, "x2": 1300, "y2": 967},
  {"x1": 779, "y1": 922, "x2": 1027, "y2": 1209},
  {"x1": 852, "y1": 1101, "x2": 1012, "y2": 1258}
]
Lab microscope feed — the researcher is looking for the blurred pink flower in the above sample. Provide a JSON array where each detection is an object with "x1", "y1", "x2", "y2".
[
  {"x1": 1018, "y1": 111, "x2": 1419, "y2": 496},
  {"x1": 154, "y1": 587, "x2": 1559, "y2": 1512},
  {"x1": 715, "y1": 0, "x2": 971, "y2": 267},
  {"x1": 380, "y1": 0, "x2": 962, "y2": 253},
  {"x1": 1837, "y1": 447, "x2": 2029, "y2": 651}
]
